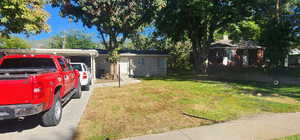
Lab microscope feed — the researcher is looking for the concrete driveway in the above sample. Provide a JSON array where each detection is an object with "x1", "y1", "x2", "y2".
[{"x1": 0, "y1": 90, "x2": 91, "y2": 140}]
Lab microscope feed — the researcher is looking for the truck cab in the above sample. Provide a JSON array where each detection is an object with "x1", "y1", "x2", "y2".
[{"x1": 0, "y1": 54, "x2": 82, "y2": 126}]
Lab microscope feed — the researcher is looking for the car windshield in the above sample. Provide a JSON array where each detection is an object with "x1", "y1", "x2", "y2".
[
  {"x1": 0, "y1": 58, "x2": 57, "y2": 70},
  {"x1": 71, "y1": 64, "x2": 83, "y2": 71}
]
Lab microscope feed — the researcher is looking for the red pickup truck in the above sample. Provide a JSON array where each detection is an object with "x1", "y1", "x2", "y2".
[{"x1": 0, "y1": 54, "x2": 82, "y2": 127}]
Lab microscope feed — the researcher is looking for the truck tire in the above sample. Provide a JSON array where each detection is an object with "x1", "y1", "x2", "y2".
[
  {"x1": 72, "y1": 81, "x2": 82, "y2": 99},
  {"x1": 83, "y1": 85, "x2": 90, "y2": 91},
  {"x1": 41, "y1": 94, "x2": 62, "y2": 127}
]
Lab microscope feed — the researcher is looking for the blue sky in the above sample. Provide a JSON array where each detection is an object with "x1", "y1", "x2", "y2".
[
  {"x1": 19, "y1": 5, "x2": 155, "y2": 42},
  {"x1": 19, "y1": 5, "x2": 99, "y2": 41}
]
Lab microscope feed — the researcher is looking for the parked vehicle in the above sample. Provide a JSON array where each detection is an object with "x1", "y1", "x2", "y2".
[
  {"x1": 0, "y1": 54, "x2": 81, "y2": 127},
  {"x1": 71, "y1": 62, "x2": 91, "y2": 91}
]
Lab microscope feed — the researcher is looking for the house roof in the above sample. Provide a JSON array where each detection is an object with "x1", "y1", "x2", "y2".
[
  {"x1": 97, "y1": 49, "x2": 169, "y2": 56},
  {"x1": 210, "y1": 36, "x2": 263, "y2": 49},
  {"x1": 0, "y1": 48, "x2": 168, "y2": 57},
  {"x1": 0, "y1": 48, "x2": 99, "y2": 56}
]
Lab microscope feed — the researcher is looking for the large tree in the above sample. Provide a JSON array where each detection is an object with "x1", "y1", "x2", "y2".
[
  {"x1": 0, "y1": 0, "x2": 49, "y2": 37},
  {"x1": 156, "y1": 0, "x2": 254, "y2": 71},
  {"x1": 51, "y1": 0, "x2": 163, "y2": 58},
  {"x1": 51, "y1": 0, "x2": 164, "y2": 77},
  {"x1": 254, "y1": 0, "x2": 300, "y2": 67}
]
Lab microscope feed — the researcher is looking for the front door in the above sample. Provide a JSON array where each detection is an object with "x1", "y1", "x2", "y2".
[{"x1": 120, "y1": 57, "x2": 129, "y2": 78}]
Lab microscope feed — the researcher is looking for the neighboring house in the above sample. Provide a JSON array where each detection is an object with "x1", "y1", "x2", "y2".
[
  {"x1": 289, "y1": 48, "x2": 300, "y2": 66},
  {"x1": 0, "y1": 49, "x2": 169, "y2": 81},
  {"x1": 96, "y1": 50, "x2": 168, "y2": 79},
  {"x1": 209, "y1": 36, "x2": 264, "y2": 67}
]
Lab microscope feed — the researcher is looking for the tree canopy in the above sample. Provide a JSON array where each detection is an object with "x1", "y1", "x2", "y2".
[
  {"x1": 0, "y1": 37, "x2": 30, "y2": 48},
  {"x1": 256, "y1": 0, "x2": 300, "y2": 66},
  {"x1": 226, "y1": 20, "x2": 261, "y2": 43},
  {"x1": 0, "y1": 0, "x2": 49, "y2": 37},
  {"x1": 51, "y1": 0, "x2": 164, "y2": 62},
  {"x1": 49, "y1": 30, "x2": 97, "y2": 49},
  {"x1": 156, "y1": 0, "x2": 254, "y2": 71}
]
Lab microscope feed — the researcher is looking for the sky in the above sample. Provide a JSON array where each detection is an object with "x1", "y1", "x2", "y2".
[
  {"x1": 19, "y1": 5, "x2": 99, "y2": 41},
  {"x1": 19, "y1": 4, "x2": 155, "y2": 43}
]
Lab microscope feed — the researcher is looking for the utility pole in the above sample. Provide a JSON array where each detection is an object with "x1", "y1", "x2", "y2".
[{"x1": 62, "y1": 31, "x2": 66, "y2": 49}]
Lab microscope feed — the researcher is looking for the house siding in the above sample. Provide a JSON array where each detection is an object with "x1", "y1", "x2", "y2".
[
  {"x1": 129, "y1": 56, "x2": 167, "y2": 77},
  {"x1": 95, "y1": 55, "x2": 167, "y2": 78}
]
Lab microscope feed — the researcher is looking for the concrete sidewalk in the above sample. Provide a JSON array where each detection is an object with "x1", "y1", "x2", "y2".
[
  {"x1": 94, "y1": 79, "x2": 141, "y2": 88},
  {"x1": 124, "y1": 112, "x2": 300, "y2": 140}
]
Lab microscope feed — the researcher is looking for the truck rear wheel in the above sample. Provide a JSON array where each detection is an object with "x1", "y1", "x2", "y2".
[
  {"x1": 41, "y1": 94, "x2": 62, "y2": 127},
  {"x1": 72, "y1": 81, "x2": 82, "y2": 99},
  {"x1": 83, "y1": 85, "x2": 90, "y2": 91}
]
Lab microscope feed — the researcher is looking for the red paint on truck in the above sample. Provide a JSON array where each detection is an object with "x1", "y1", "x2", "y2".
[{"x1": 0, "y1": 54, "x2": 81, "y2": 126}]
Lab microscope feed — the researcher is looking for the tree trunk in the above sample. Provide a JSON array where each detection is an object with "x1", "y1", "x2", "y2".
[
  {"x1": 106, "y1": 32, "x2": 120, "y2": 80},
  {"x1": 191, "y1": 35, "x2": 209, "y2": 73},
  {"x1": 191, "y1": 38, "x2": 200, "y2": 72},
  {"x1": 109, "y1": 63, "x2": 119, "y2": 80},
  {"x1": 191, "y1": 36, "x2": 206, "y2": 72}
]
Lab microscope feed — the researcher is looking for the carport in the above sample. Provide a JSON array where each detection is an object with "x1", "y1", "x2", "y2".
[{"x1": 0, "y1": 49, "x2": 98, "y2": 84}]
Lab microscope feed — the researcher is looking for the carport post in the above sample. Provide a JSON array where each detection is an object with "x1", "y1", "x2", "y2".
[
  {"x1": 118, "y1": 61, "x2": 121, "y2": 88},
  {"x1": 91, "y1": 55, "x2": 96, "y2": 85}
]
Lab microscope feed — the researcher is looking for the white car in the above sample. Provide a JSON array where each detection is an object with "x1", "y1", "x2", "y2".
[{"x1": 71, "y1": 63, "x2": 91, "y2": 91}]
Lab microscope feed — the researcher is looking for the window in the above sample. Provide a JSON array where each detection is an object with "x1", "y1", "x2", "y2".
[
  {"x1": 138, "y1": 58, "x2": 145, "y2": 65},
  {"x1": 71, "y1": 64, "x2": 83, "y2": 71},
  {"x1": 66, "y1": 62, "x2": 73, "y2": 70},
  {"x1": 58, "y1": 58, "x2": 67, "y2": 71},
  {"x1": 0, "y1": 58, "x2": 56, "y2": 70}
]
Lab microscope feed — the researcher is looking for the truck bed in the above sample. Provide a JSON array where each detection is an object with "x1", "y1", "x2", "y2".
[{"x1": 0, "y1": 69, "x2": 56, "y2": 80}]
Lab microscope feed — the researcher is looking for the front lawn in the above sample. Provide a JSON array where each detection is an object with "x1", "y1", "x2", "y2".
[
  {"x1": 74, "y1": 74, "x2": 300, "y2": 140},
  {"x1": 275, "y1": 134, "x2": 300, "y2": 140}
]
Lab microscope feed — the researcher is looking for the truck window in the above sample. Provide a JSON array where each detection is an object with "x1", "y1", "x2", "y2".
[
  {"x1": 71, "y1": 64, "x2": 82, "y2": 71},
  {"x1": 0, "y1": 58, "x2": 56, "y2": 70},
  {"x1": 66, "y1": 62, "x2": 73, "y2": 70},
  {"x1": 58, "y1": 58, "x2": 67, "y2": 71}
]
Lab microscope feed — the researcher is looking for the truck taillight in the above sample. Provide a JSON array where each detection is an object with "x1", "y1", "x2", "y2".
[
  {"x1": 33, "y1": 82, "x2": 43, "y2": 99},
  {"x1": 83, "y1": 72, "x2": 87, "y2": 79}
]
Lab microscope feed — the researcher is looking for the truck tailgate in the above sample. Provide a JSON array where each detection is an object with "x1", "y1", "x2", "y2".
[{"x1": 0, "y1": 79, "x2": 32, "y2": 105}]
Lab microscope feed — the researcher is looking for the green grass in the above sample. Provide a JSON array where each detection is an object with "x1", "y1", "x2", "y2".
[
  {"x1": 142, "y1": 74, "x2": 300, "y2": 122},
  {"x1": 209, "y1": 66, "x2": 300, "y2": 77},
  {"x1": 275, "y1": 135, "x2": 300, "y2": 140},
  {"x1": 75, "y1": 73, "x2": 300, "y2": 140}
]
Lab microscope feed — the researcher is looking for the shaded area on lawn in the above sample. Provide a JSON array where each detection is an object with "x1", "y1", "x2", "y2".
[
  {"x1": 75, "y1": 73, "x2": 300, "y2": 140},
  {"x1": 143, "y1": 73, "x2": 300, "y2": 101}
]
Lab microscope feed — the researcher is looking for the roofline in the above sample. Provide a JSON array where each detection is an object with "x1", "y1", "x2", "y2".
[
  {"x1": 1, "y1": 48, "x2": 99, "y2": 57},
  {"x1": 209, "y1": 47, "x2": 264, "y2": 49},
  {"x1": 99, "y1": 53, "x2": 169, "y2": 57},
  {"x1": 2, "y1": 54, "x2": 62, "y2": 59}
]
